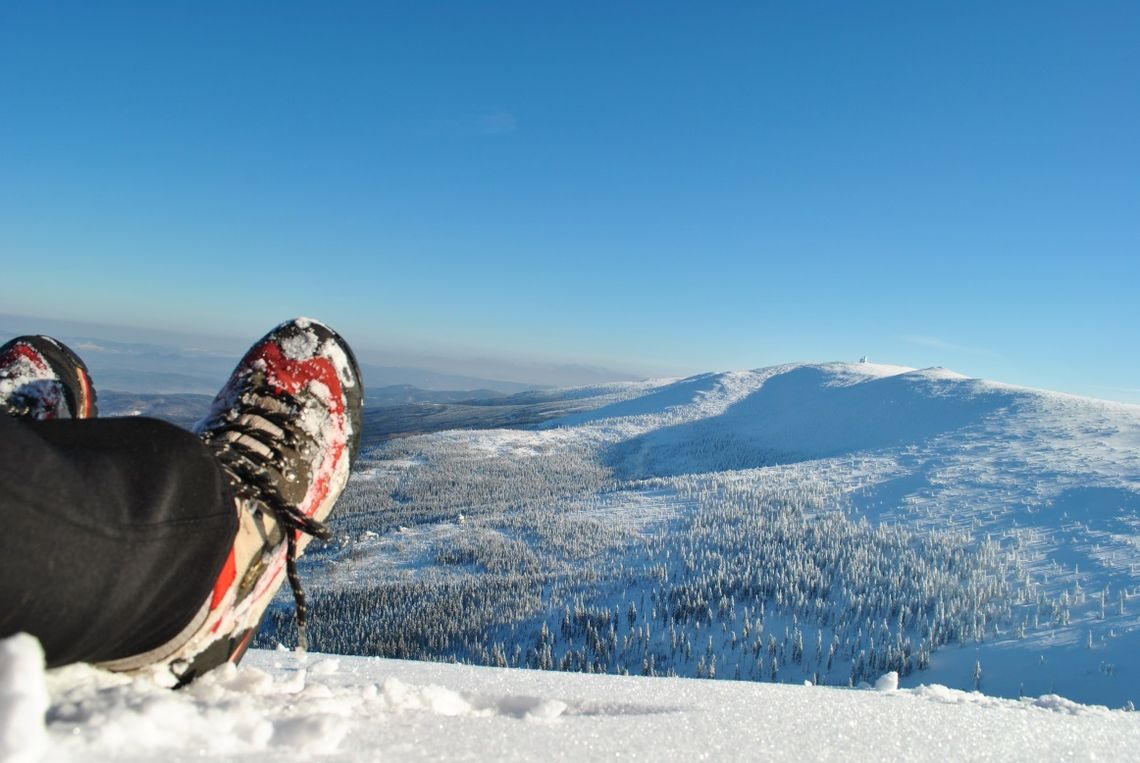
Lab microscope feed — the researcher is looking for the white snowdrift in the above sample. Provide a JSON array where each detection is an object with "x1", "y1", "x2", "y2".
[{"x1": 4, "y1": 636, "x2": 1139, "y2": 762}]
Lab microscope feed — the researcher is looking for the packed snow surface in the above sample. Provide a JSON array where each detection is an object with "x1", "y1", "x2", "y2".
[{"x1": 7, "y1": 637, "x2": 1140, "y2": 762}]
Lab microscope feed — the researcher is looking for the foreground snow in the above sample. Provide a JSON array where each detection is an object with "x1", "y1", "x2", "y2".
[{"x1": 5, "y1": 636, "x2": 1138, "y2": 762}]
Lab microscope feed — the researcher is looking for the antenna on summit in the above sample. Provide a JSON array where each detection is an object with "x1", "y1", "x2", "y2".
[{"x1": 859, "y1": 355, "x2": 869, "y2": 364}]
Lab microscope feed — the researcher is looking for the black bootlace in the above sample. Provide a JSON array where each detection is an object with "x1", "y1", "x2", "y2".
[
  {"x1": 0, "y1": 399, "x2": 32, "y2": 418},
  {"x1": 205, "y1": 390, "x2": 333, "y2": 651},
  {"x1": 1, "y1": 389, "x2": 53, "y2": 420}
]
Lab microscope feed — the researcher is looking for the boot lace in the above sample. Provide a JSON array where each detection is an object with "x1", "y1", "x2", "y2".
[{"x1": 203, "y1": 389, "x2": 332, "y2": 650}]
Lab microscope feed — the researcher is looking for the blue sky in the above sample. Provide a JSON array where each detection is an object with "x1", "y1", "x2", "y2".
[{"x1": 2, "y1": 2, "x2": 1137, "y2": 399}]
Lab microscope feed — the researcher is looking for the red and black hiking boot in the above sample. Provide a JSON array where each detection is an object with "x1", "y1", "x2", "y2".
[
  {"x1": 99, "y1": 318, "x2": 362, "y2": 686},
  {"x1": 0, "y1": 335, "x2": 98, "y2": 420}
]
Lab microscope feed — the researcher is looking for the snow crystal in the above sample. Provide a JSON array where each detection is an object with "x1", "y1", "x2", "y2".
[
  {"x1": 320, "y1": 338, "x2": 358, "y2": 389},
  {"x1": 264, "y1": 713, "x2": 348, "y2": 753},
  {"x1": 1027, "y1": 694, "x2": 1102, "y2": 716},
  {"x1": 908, "y1": 683, "x2": 967, "y2": 704},
  {"x1": 375, "y1": 677, "x2": 568, "y2": 722},
  {"x1": 501, "y1": 696, "x2": 568, "y2": 721},
  {"x1": 280, "y1": 328, "x2": 319, "y2": 360},
  {"x1": 381, "y1": 677, "x2": 472, "y2": 716},
  {"x1": 874, "y1": 671, "x2": 898, "y2": 692}
]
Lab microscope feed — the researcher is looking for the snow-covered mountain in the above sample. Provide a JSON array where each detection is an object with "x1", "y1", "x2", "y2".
[{"x1": 243, "y1": 361, "x2": 1140, "y2": 709}]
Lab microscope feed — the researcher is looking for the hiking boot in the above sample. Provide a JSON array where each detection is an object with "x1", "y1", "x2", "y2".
[
  {"x1": 98, "y1": 318, "x2": 362, "y2": 685},
  {"x1": 0, "y1": 335, "x2": 97, "y2": 420}
]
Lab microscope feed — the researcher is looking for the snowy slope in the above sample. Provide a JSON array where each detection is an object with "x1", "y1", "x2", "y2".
[
  {"x1": 5, "y1": 635, "x2": 1139, "y2": 762},
  {"x1": 280, "y1": 361, "x2": 1140, "y2": 709}
]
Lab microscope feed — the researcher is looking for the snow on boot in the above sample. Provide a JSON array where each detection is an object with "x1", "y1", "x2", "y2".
[
  {"x1": 98, "y1": 318, "x2": 362, "y2": 686},
  {"x1": 0, "y1": 335, "x2": 97, "y2": 420}
]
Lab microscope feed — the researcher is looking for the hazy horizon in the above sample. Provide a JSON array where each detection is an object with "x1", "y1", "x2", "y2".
[
  {"x1": 0, "y1": 312, "x2": 649, "y2": 392},
  {"x1": 4, "y1": 311, "x2": 1139, "y2": 405}
]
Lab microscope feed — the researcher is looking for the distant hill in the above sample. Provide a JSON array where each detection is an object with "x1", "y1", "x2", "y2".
[
  {"x1": 97, "y1": 391, "x2": 215, "y2": 430},
  {"x1": 357, "y1": 364, "x2": 539, "y2": 395},
  {"x1": 98, "y1": 378, "x2": 653, "y2": 445},
  {"x1": 364, "y1": 385, "x2": 506, "y2": 406},
  {"x1": 97, "y1": 383, "x2": 618, "y2": 442}
]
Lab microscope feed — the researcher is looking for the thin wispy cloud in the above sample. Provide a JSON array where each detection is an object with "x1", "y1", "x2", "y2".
[
  {"x1": 418, "y1": 112, "x2": 517, "y2": 137},
  {"x1": 474, "y1": 112, "x2": 517, "y2": 134},
  {"x1": 899, "y1": 335, "x2": 996, "y2": 356}
]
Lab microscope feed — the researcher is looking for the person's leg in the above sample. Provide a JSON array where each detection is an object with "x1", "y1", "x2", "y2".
[{"x1": 0, "y1": 414, "x2": 238, "y2": 667}]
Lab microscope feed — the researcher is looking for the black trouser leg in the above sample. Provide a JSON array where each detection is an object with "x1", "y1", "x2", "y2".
[{"x1": 0, "y1": 415, "x2": 238, "y2": 667}]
